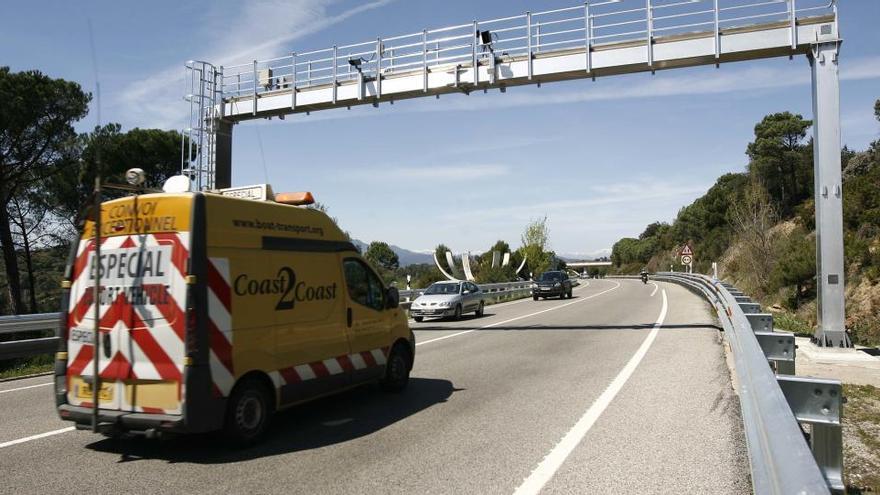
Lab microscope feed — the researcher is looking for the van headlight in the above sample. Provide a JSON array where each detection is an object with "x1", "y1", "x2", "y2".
[
  {"x1": 554, "y1": 282, "x2": 561, "y2": 287},
  {"x1": 531, "y1": 283, "x2": 537, "y2": 289}
]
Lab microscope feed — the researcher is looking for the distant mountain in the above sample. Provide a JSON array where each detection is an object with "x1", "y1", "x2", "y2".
[
  {"x1": 352, "y1": 239, "x2": 434, "y2": 267},
  {"x1": 558, "y1": 249, "x2": 612, "y2": 262}
]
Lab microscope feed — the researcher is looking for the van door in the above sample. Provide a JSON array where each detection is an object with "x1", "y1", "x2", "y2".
[
  {"x1": 264, "y1": 251, "x2": 351, "y2": 405},
  {"x1": 342, "y1": 258, "x2": 390, "y2": 382},
  {"x1": 66, "y1": 233, "x2": 188, "y2": 415}
]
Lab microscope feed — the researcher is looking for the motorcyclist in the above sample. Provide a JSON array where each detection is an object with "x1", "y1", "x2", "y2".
[{"x1": 640, "y1": 268, "x2": 649, "y2": 284}]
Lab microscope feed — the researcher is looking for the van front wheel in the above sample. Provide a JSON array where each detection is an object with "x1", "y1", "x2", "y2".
[
  {"x1": 381, "y1": 345, "x2": 411, "y2": 393},
  {"x1": 224, "y1": 378, "x2": 273, "y2": 446}
]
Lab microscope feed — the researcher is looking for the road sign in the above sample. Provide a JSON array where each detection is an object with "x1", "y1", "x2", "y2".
[
  {"x1": 679, "y1": 245, "x2": 694, "y2": 257},
  {"x1": 681, "y1": 255, "x2": 693, "y2": 265}
]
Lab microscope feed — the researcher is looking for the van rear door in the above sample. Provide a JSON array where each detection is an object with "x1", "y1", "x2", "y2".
[{"x1": 65, "y1": 195, "x2": 191, "y2": 415}]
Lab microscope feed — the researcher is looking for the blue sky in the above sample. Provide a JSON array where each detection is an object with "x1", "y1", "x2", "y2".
[{"x1": 2, "y1": 0, "x2": 879, "y2": 257}]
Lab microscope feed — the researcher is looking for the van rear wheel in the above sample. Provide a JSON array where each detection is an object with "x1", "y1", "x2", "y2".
[
  {"x1": 224, "y1": 378, "x2": 273, "y2": 447},
  {"x1": 381, "y1": 345, "x2": 411, "y2": 393}
]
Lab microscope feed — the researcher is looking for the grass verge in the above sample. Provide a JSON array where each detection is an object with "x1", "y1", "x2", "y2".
[
  {"x1": 773, "y1": 311, "x2": 813, "y2": 337},
  {"x1": 843, "y1": 383, "x2": 880, "y2": 493},
  {"x1": 0, "y1": 354, "x2": 54, "y2": 380}
]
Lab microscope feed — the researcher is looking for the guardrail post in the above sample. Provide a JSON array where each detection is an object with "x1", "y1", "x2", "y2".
[
  {"x1": 777, "y1": 375, "x2": 844, "y2": 492},
  {"x1": 376, "y1": 38, "x2": 383, "y2": 98},
  {"x1": 252, "y1": 59, "x2": 258, "y2": 116},
  {"x1": 290, "y1": 52, "x2": 297, "y2": 110},
  {"x1": 646, "y1": 0, "x2": 653, "y2": 69},
  {"x1": 755, "y1": 331, "x2": 796, "y2": 374},
  {"x1": 422, "y1": 29, "x2": 428, "y2": 93},
  {"x1": 332, "y1": 45, "x2": 338, "y2": 104},
  {"x1": 584, "y1": 2, "x2": 592, "y2": 74},
  {"x1": 713, "y1": 0, "x2": 720, "y2": 62},
  {"x1": 472, "y1": 21, "x2": 479, "y2": 86},
  {"x1": 738, "y1": 302, "x2": 761, "y2": 314},
  {"x1": 746, "y1": 313, "x2": 773, "y2": 333},
  {"x1": 527, "y1": 11, "x2": 533, "y2": 80}
]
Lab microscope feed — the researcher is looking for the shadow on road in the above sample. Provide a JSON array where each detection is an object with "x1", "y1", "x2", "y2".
[
  {"x1": 413, "y1": 323, "x2": 722, "y2": 332},
  {"x1": 85, "y1": 377, "x2": 461, "y2": 464}
]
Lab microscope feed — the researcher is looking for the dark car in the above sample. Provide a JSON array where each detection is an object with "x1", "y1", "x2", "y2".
[{"x1": 531, "y1": 271, "x2": 573, "y2": 300}]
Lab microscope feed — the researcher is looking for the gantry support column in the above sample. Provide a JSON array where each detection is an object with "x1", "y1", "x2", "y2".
[
  {"x1": 215, "y1": 119, "x2": 233, "y2": 189},
  {"x1": 809, "y1": 38, "x2": 849, "y2": 347}
]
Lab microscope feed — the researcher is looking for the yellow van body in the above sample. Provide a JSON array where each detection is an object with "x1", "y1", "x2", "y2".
[{"x1": 56, "y1": 191, "x2": 414, "y2": 436}]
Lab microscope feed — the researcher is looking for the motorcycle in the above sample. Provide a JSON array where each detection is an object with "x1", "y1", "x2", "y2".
[{"x1": 641, "y1": 273, "x2": 648, "y2": 284}]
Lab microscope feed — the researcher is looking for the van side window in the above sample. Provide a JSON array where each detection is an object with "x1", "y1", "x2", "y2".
[{"x1": 343, "y1": 259, "x2": 385, "y2": 311}]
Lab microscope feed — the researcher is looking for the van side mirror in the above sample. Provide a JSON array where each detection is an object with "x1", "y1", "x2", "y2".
[{"x1": 386, "y1": 287, "x2": 400, "y2": 309}]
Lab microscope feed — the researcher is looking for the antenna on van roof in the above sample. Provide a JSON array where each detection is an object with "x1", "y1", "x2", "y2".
[{"x1": 86, "y1": 18, "x2": 103, "y2": 434}]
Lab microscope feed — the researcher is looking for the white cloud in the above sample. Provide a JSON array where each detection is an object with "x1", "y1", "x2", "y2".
[
  {"x1": 443, "y1": 178, "x2": 711, "y2": 223},
  {"x1": 112, "y1": 0, "x2": 394, "y2": 129}
]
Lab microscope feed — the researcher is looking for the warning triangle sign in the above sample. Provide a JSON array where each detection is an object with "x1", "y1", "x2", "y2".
[{"x1": 680, "y1": 245, "x2": 693, "y2": 256}]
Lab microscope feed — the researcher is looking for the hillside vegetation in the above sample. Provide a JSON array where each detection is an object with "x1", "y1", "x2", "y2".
[{"x1": 611, "y1": 101, "x2": 880, "y2": 345}]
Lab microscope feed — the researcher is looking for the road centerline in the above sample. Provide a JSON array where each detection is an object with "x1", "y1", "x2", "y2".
[{"x1": 512, "y1": 289, "x2": 668, "y2": 495}]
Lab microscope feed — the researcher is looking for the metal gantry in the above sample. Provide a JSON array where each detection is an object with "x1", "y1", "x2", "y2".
[{"x1": 182, "y1": 0, "x2": 847, "y2": 347}]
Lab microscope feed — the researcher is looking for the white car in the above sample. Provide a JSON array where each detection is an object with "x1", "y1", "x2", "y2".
[{"x1": 410, "y1": 281, "x2": 485, "y2": 322}]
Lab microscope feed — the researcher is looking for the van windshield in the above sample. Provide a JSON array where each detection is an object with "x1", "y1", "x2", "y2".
[
  {"x1": 425, "y1": 283, "x2": 461, "y2": 295},
  {"x1": 537, "y1": 272, "x2": 565, "y2": 282}
]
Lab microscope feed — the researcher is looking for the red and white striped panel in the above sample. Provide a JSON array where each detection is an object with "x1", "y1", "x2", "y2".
[
  {"x1": 66, "y1": 233, "x2": 190, "y2": 415},
  {"x1": 207, "y1": 257, "x2": 234, "y2": 397},
  {"x1": 269, "y1": 347, "x2": 390, "y2": 389}
]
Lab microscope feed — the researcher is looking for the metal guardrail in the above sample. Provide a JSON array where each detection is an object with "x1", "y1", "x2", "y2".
[
  {"x1": 0, "y1": 337, "x2": 59, "y2": 361},
  {"x1": 399, "y1": 280, "x2": 541, "y2": 310},
  {"x1": 0, "y1": 312, "x2": 61, "y2": 361},
  {"x1": 0, "y1": 312, "x2": 61, "y2": 336},
  {"x1": 654, "y1": 272, "x2": 843, "y2": 494}
]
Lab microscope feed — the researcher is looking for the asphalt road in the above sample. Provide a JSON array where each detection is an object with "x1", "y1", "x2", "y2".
[{"x1": 0, "y1": 279, "x2": 750, "y2": 494}]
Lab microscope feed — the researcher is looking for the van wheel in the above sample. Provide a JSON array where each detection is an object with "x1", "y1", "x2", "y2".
[
  {"x1": 413, "y1": 316, "x2": 423, "y2": 322},
  {"x1": 533, "y1": 295, "x2": 538, "y2": 301},
  {"x1": 224, "y1": 378, "x2": 273, "y2": 447},
  {"x1": 453, "y1": 305, "x2": 462, "y2": 320},
  {"x1": 475, "y1": 301, "x2": 485, "y2": 317},
  {"x1": 381, "y1": 345, "x2": 411, "y2": 393}
]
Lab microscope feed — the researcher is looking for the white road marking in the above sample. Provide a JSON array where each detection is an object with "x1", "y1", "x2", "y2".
[
  {"x1": 0, "y1": 382, "x2": 53, "y2": 394},
  {"x1": 649, "y1": 282, "x2": 658, "y2": 297},
  {"x1": 0, "y1": 427, "x2": 76, "y2": 449},
  {"x1": 416, "y1": 281, "x2": 621, "y2": 347},
  {"x1": 513, "y1": 289, "x2": 668, "y2": 495}
]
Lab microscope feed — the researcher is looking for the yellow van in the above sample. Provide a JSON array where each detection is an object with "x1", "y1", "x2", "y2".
[{"x1": 55, "y1": 186, "x2": 414, "y2": 444}]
